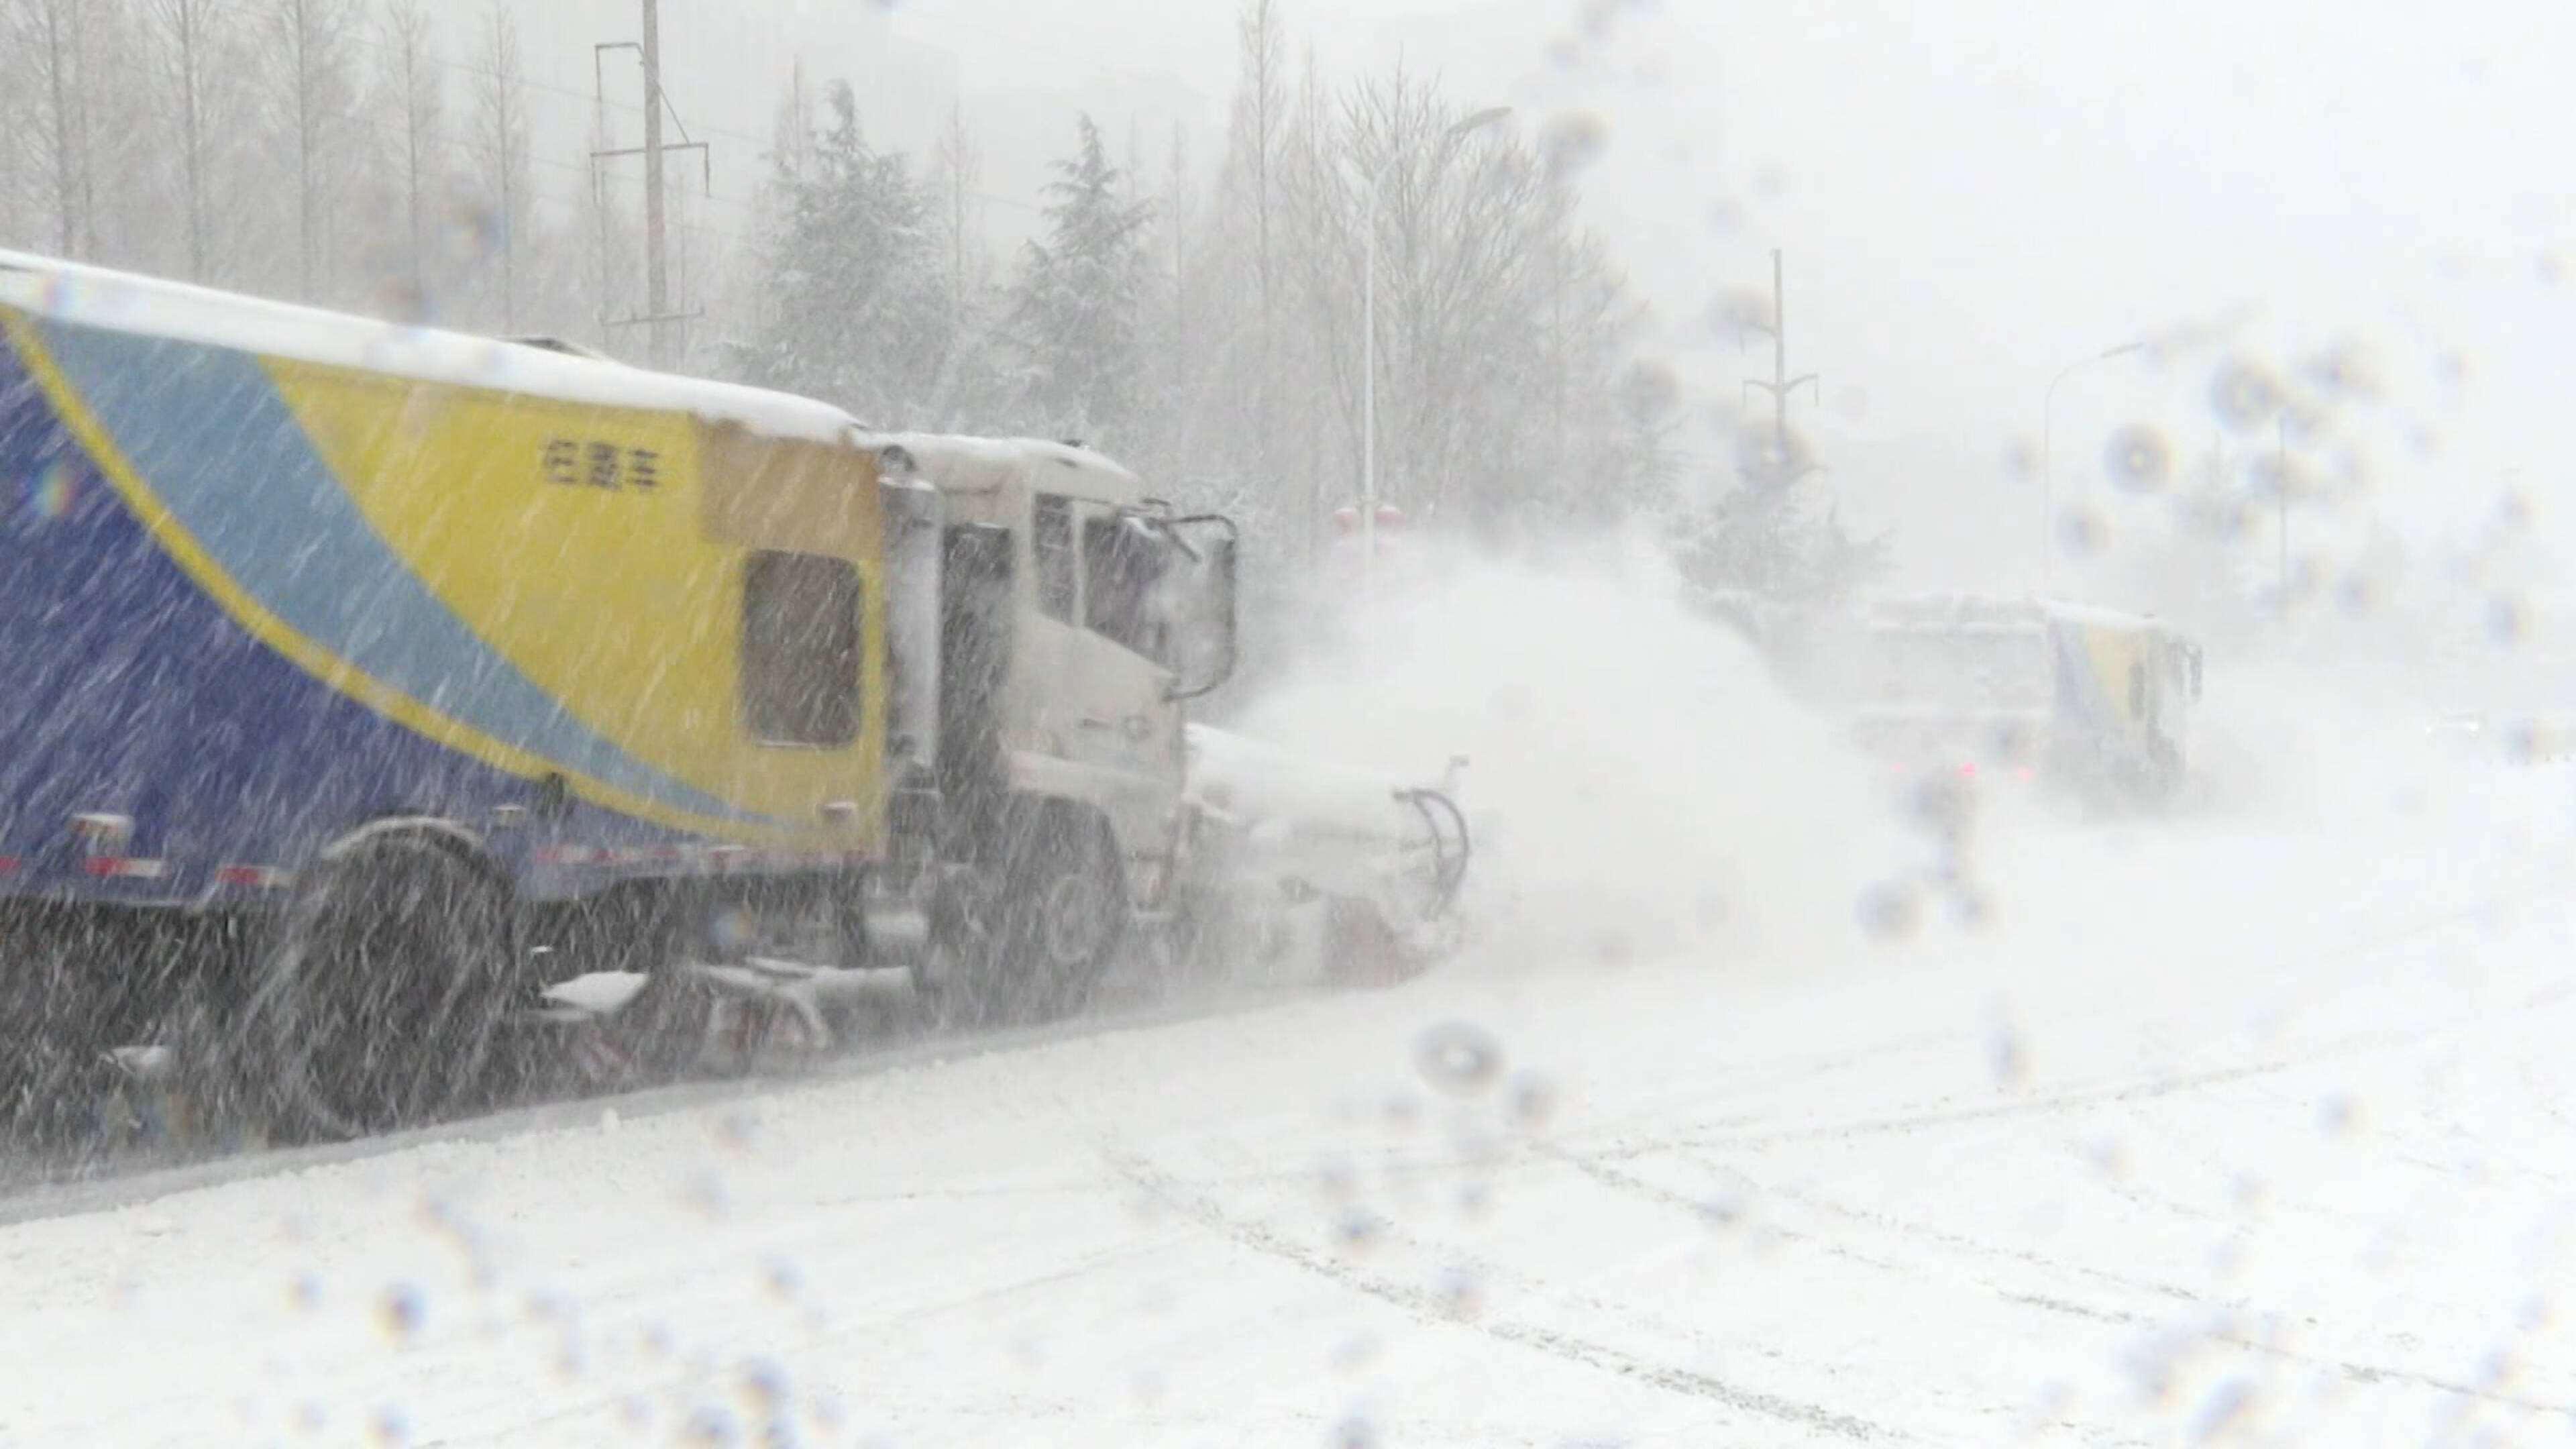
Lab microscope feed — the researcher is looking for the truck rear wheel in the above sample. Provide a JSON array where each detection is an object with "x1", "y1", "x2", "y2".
[{"x1": 237, "y1": 830, "x2": 517, "y2": 1141}]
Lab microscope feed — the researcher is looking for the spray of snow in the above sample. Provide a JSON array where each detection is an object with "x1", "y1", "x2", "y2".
[
  {"x1": 1221, "y1": 529, "x2": 1919, "y2": 975},
  {"x1": 1203, "y1": 513, "x2": 2567, "y2": 1004}
]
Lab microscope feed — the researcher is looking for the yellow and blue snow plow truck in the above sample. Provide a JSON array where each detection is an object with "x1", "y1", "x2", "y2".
[
  {"x1": 1823, "y1": 594, "x2": 2204, "y2": 806},
  {"x1": 0, "y1": 250, "x2": 1250, "y2": 1144}
]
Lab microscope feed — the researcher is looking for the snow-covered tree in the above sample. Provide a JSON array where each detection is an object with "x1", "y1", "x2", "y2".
[
  {"x1": 735, "y1": 79, "x2": 951, "y2": 427},
  {"x1": 712, "y1": 0, "x2": 1686, "y2": 637},
  {"x1": 1672, "y1": 483, "x2": 1890, "y2": 625},
  {"x1": 1004, "y1": 114, "x2": 1154, "y2": 445}
]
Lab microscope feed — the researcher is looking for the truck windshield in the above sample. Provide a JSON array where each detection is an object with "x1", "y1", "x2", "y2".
[{"x1": 1083, "y1": 513, "x2": 1171, "y2": 666}]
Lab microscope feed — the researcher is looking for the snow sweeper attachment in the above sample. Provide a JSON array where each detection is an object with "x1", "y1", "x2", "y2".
[{"x1": 1175, "y1": 724, "x2": 1472, "y2": 987}]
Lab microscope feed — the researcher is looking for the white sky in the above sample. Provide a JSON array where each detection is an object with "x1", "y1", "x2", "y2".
[
  {"x1": 462, "y1": 0, "x2": 2576, "y2": 640},
  {"x1": 867, "y1": 0, "x2": 2576, "y2": 606}
]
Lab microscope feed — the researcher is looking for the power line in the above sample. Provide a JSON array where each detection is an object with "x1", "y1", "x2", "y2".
[
  {"x1": 890, "y1": 3, "x2": 1179, "y2": 89},
  {"x1": 195, "y1": 0, "x2": 1040, "y2": 217}
]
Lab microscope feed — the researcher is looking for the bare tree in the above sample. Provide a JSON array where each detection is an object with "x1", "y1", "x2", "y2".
[
  {"x1": 376, "y1": 0, "x2": 444, "y2": 307},
  {"x1": 769, "y1": 57, "x2": 815, "y2": 188},
  {"x1": 1159, "y1": 123, "x2": 1196, "y2": 484},
  {"x1": 468, "y1": 6, "x2": 533, "y2": 331},
  {"x1": 928, "y1": 101, "x2": 983, "y2": 331},
  {"x1": 5, "y1": 0, "x2": 103, "y2": 258},
  {"x1": 0, "y1": 39, "x2": 18, "y2": 246},
  {"x1": 268, "y1": 0, "x2": 357, "y2": 298},
  {"x1": 1276, "y1": 45, "x2": 1358, "y2": 515},
  {"x1": 143, "y1": 0, "x2": 219, "y2": 279},
  {"x1": 1231, "y1": 0, "x2": 1287, "y2": 511}
]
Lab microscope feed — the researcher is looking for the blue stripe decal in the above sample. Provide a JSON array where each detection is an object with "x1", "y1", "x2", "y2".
[{"x1": 30, "y1": 317, "x2": 774, "y2": 826}]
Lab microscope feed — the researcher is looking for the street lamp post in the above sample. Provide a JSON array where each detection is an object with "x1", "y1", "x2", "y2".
[
  {"x1": 2039, "y1": 338, "x2": 2146, "y2": 598},
  {"x1": 1359, "y1": 105, "x2": 1513, "y2": 576}
]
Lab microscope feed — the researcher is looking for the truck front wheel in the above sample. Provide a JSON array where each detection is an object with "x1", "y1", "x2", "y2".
[{"x1": 1000, "y1": 806, "x2": 1126, "y2": 1022}]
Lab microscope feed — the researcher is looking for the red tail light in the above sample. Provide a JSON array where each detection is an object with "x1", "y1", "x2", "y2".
[{"x1": 215, "y1": 865, "x2": 293, "y2": 889}]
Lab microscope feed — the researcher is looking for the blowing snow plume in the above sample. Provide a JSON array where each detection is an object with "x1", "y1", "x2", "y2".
[{"x1": 1224, "y1": 533, "x2": 1914, "y2": 975}]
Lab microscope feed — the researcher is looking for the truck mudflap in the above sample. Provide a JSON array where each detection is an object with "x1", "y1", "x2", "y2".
[
  {"x1": 1177, "y1": 724, "x2": 1474, "y2": 984},
  {"x1": 517, "y1": 879, "x2": 939, "y2": 1080}
]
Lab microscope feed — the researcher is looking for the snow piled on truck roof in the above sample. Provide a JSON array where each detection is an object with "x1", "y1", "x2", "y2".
[
  {"x1": 0, "y1": 249, "x2": 863, "y2": 445},
  {"x1": 875, "y1": 429, "x2": 1144, "y2": 494},
  {"x1": 1859, "y1": 592, "x2": 2186, "y2": 635}
]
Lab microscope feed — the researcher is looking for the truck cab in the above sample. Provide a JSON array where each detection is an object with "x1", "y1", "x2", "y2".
[{"x1": 875, "y1": 435, "x2": 1236, "y2": 1018}]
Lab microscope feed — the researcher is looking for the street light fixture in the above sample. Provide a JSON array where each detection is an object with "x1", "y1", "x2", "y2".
[
  {"x1": 1359, "y1": 105, "x2": 1514, "y2": 575},
  {"x1": 2039, "y1": 337, "x2": 2146, "y2": 598}
]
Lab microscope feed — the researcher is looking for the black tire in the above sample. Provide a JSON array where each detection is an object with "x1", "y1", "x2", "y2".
[
  {"x1": 1016, "y1": 810, "x2": 1127, "y2": 1020},
  {"x1": 233, "y1": 830, "x2": 517, "y2": 1142},
  {"x1": 955, "y1": 806, "x2": 1124, "y2": 1026}
]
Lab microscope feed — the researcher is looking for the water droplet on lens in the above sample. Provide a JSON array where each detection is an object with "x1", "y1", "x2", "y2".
[
  {"x1": 1413, "y1": 1022, "x2": 1504, "y2": 1096},
  {"x1": 2208, "y1": 357, "x2": 2284, "y2": 434},
  {"x1": 2102, "y1": 425, "x2": 2172, "y2": 494}
]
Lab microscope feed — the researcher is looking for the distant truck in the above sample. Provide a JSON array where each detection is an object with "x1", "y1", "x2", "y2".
[
  {"x1": 1808, "y1": 594, "x2": 2204, "y2": 805},
  {"x1": 0, "y1": 248, "x2": 1467, "y2": 1145}
]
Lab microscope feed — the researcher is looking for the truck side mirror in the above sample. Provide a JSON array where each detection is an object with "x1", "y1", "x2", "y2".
[{"x1": 1165, "y1": 516, "x2": 1239, "y2": 702}]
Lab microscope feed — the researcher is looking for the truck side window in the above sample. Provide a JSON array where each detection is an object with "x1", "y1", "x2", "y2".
[
  {"x1": 1083, "y1": 513, "x2": 1167, "y2": 664},
  {"x1": 743, "y1": 549, "x2": 863, "y2": 747},
  {"x1": 1033, "y1": 494, "x2": 1077, "y2": 623}
]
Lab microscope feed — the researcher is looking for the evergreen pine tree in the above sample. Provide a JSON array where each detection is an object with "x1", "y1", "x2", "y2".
[
  {"x1": 1006, "y1": 115, "x2": 1153, "y2": 443},
  {"x1": 739, "y1": 80, "x2": 949, "y2": 426}
]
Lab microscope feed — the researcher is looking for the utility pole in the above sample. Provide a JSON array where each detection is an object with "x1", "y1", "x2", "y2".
[
  {"x1": 1739, "y1": 248, "x2": 1819, "y2": 494},
  {"x1": 641, "y1": 0, "x2": 669, "y2": 369},
  {"x1": 592, "y1": 5, "x2": 708, "y2": 364}
]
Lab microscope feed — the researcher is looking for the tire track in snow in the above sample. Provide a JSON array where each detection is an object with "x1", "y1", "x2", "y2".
[
  {"x1": 1554, "y1": 1023, "x2": 1984, "y2": 1142},
  {"x1": 1549, "y1": 1144, "x2": 2202, "y2": 1311},
  {"x1": 423, "y1": 1235, "x2": 1193, "y2": 1446},
  {"x1": 1539, "y1": 866, "x2": 2576, "y2": 1166},
  {"x1": 1607, "y1": 975, "x2": 2576, "y2": 1158},
  {"x1": 1099, "y1": 1148, "x2": 1901, "y2": 1443},
  {"x1": 1552, "y1": 1148, "x2": 2576, "y2": 1421}
]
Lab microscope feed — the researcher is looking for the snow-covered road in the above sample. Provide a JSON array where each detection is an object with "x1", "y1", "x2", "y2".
[{"x1": 3, "y1": 753, "x2": 2573, "y2": 1446}]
